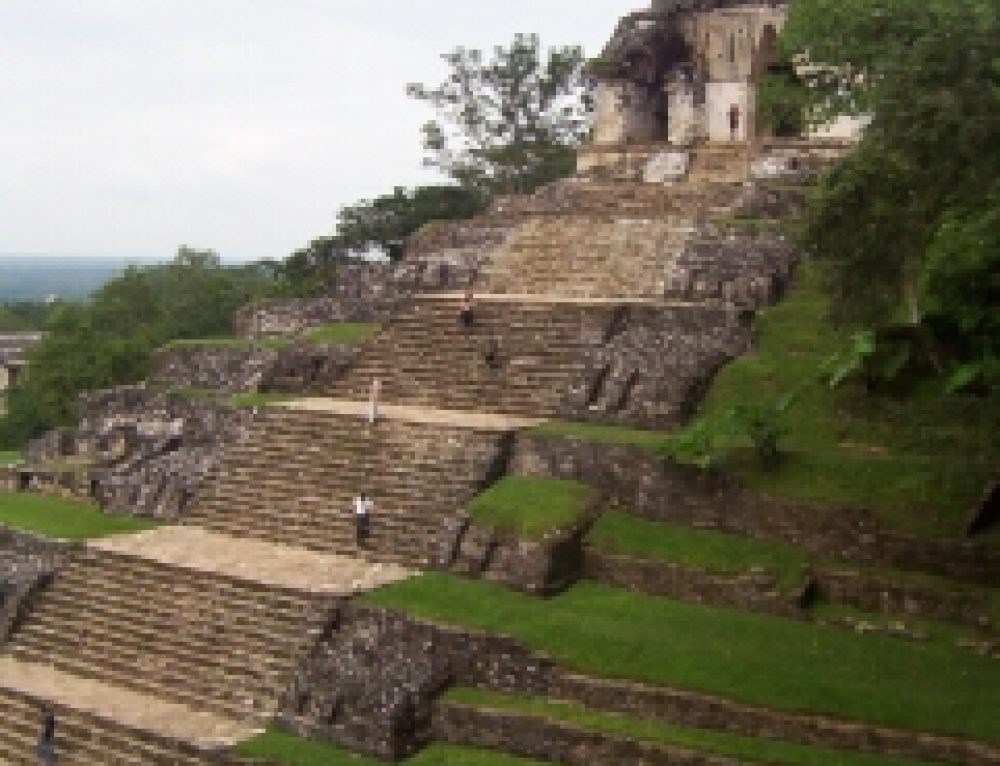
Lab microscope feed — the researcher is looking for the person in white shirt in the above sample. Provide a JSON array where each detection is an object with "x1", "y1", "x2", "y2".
[
  {"x1": 369, "y1": 378, "x2": 381, "y2": 424},
  {"x1": 354, "y1": 492, "x2": 373, "y2": 546}
]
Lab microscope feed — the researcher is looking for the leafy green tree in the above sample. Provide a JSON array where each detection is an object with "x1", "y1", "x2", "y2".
[
  {"x1": 407, "y1": 33, "x2": 592, "y2": 195},
  {"x1": 337, "y1": 185, "x2": 486, "y2": 257},
  {"x1": 780, "y1": 0, "x2": 999, "y2": 379},
  {"x1": 0, "y1": 302, "x2": 53, "y2": 331},
  {"x1": 0, "y1": 248, "x2": 275, "y2": 446}
]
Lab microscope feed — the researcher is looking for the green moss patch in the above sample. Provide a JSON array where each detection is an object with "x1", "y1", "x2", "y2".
[
  {"x1": 300, "y1": 322, "x2": 381, "y2": 344},
  {"x1": 445, "y1": 688, "x2": 941, "y2": 766},
  {"x1": 235, "y1": 729, "x2": 547, "y2": 765},
  {"x1": 0, "y1": 491, "x2": 159, "y2": 540},
  {"x1": 587, "y1": 510, "x2": 808, "y2": 591},
  {"x1": 468, "y1": 477, "x2": 593, "y2": 540},
  {"x1": 228, "y1": 392, "x2": 298, "y2": 408},
  {"x1": 0, "y1": 451, "x2": 22, "y2": 465},
  {"x1": 362, "y1": 574, "x2": 1000, "y2": 743}
]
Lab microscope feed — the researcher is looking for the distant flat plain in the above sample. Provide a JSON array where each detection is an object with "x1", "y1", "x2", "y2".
[{"x1": 0, "y1": 255, "x2": 163, "y2": 302}]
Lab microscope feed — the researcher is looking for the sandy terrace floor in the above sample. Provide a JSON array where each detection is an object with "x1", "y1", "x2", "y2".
[
  {"x1": 88, "y1": 526, "x2": 414, "y2": 596},
  {"x1": 0, "y1": 656, "x2": 256, "y2": 746},
  {"x1": 277, "y1": 397, "x2": 544, "y2": 430}
]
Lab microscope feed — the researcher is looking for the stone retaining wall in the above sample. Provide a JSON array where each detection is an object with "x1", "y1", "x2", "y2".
[
  {"x1": 511, "y1": 434, "x2": 1000, "y2": 585},
  {"x1": 553, "y1": 673, "x2": 1000, "y2": 766},
  {"x1": 433, "y1": 702, "x2": 745, "y2": 766},
  {"x1": 583, "y1": 548, "x2": 802, "y2": 616},
  {"x1": 814, "y1": 569, "x2": 993, "y2": 629}
]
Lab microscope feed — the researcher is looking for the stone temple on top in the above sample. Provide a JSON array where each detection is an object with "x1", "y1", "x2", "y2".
[{"x1": 589, "y1": 0, "x2": 787, "y2": 147}]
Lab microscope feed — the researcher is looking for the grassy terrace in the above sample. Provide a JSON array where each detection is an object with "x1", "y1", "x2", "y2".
[
  {"x1": 0, "y1": 492, "x2": 158, "y2": 539},
  {"x1": 531, "y1": 263, "x2": 999, "y2": 539},
  {"x1": 444, "y1": 688, "x2": 941, "y2": 766},
  {"x1": 236, "y1": 731, "x2": 547, "y2": 765},
  {"x1": 587, "y1": 509, "x2": 809, "y2": 591},
  {"x1": 0, "y1": 451, "x2": 21, "y2": 465},
  {"x1": 362, "y1": 574, "x2": 1000, "y2": 743},
  {"x1": 468, "y1": 477, "x2": 593, "y2": 540}
]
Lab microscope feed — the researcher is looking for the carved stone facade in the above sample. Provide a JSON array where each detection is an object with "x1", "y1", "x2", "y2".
[{"x1": 590, "y1": 1, "x2": 787, "y2": 149}]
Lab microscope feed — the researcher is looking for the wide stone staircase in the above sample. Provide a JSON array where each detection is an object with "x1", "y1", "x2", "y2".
[
  {"x1": 478, "y1": 216, "x2": 696, "y2": 299},
  {"x1": 0, "y1": 684, "x2": 237, "y2": 766},
  {"x1": 329, "y1": 296, "x2": 618, "y2": 416},
  {"x1": 5, "y1": 549, "x2": 331, "y2": 721},
  {"x1": 185, "y1": 408, "x2": 510, "y2": 563}
]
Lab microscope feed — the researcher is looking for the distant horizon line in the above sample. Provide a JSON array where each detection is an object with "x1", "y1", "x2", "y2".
[{"x1": 0, "y1": 252, "x2": 260, "y2": 263}]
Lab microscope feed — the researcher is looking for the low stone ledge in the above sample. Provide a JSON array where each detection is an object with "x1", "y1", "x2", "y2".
[
  {"x1": 583, "y1": 548, "x2": 803, "y2": 617},
  {"x1": 553, "y1": 673, "x2": 1000, "y2": 766},
  {"x1": 512, "y1": 433, "x2": 1000, "y2": 585},
  {"x1": 814, "y1": 568, "x2": 993, "y2": 629},
  {"x1": 432, "y1": 701, "x2": 747, "y2": 766}
]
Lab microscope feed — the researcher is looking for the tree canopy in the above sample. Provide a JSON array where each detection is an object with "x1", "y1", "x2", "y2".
[
  {"x1": 0, "y1": 248, "x2": 275, "y2": 446},
  {"x1": 781, "y1": 0, "x2": 999, "y2": 384},
  {"x1": 407, "y1": 33, "x2": 592, "y2": 196}
]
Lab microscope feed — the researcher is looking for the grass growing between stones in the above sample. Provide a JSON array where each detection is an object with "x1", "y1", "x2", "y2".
[
  {"x1": 362, "y1": 573, "x2": 1000, "y2": 743},
  {"x1": 444, "y1": 688, "x2": 942, "y2": 766},
  {"x1": 235, "y1": 730, "x2": 549, "y2": 765},
  {"x1": 661, "y1": 261, "x2": 1000, "y2": 538},
  {"x1": 300, "y1": 322, "x2": 381, "y2": 344},
  {"x1": 162, "y1": 336, "x2": 291, "y2": 350},
  {"x1": 0, "y1": 451, "x2": 21, "y2": 465},
  {"x1": 467, "y1": 477, "x2": 593, "y2": 540},
  {"x1": 0, "y1": 491, "x2": 159, "y2": 539},
  {"x1": 587, "y1": 509, "x2": 808, "y2": 591},
  {"x1": 527, "y1": 420, "x2": 671, "y2": 449}
]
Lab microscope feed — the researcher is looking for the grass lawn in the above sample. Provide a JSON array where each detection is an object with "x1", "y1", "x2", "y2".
[
  {"x1": 300, "y1": 322, "x2": 381, "y2": 344},
  {"x1": 0, "y1": 450, "x2": 21, "y2": 465},
  {"x1": 587, "y1": 509, "x2": 809, "y2": 591},
  {"x1": 362, "y1": 574, "x2": 1000, "y2": 743},
  {"x1": 162, "y1": 336, "x2": 290, "y2": 350},
  {"x1": 445, "y1": 688, "x2": 941, "y2": 766},
  {"x1": 0, "y1": 492, "x2": 159, "y2": 539},
  {"x1": 468, "y1": 477, "x2": 593, "y2": 540},
  {"x1": 235, "y1": 730, "x2": 548, "y2": 765},
  {"x1": 661, "y1": 261, "x2": 999, "y2": 538}
]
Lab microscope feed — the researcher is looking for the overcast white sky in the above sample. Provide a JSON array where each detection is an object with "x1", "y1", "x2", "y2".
[{"x1": 0, "y1": 1, "x2": 641, "y2": 261}]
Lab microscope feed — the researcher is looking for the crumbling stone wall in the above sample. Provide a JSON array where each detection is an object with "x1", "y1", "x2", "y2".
[
  {"x1": 562, "y1": 304, "x2": 753, "y2": 427},
  {"x1": 149, "y1": 343, "x2": 363, "y2": 395},
  {"x1": 281, "y1": 604, "x2": 557, "y2": 760},
  {"x1": 23, "y1": 387, "x2": 257, "y2": 519}
]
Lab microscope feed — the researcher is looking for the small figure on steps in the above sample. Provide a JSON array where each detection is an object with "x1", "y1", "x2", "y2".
[
  {"x1": 368, "y1": 377, "x2": 381, "y2": 424},
  {"x1": 354, "y1": 492, "x2": 373, "y2": 546},
  {"x1": 728, "y1": 103, "x2": 741, "y2": 142},
  {"x1": 36, "y1": 704, "x2": 57, "y2": 765},
  {"x1": 458, "y1": 290, "x2": 475, "y2": 331},
  {"x1": 483, "y1": 336, "x2": 502, "y2": 369}
]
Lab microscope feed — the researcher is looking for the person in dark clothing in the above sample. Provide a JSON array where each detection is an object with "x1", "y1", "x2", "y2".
[
  {"x1": 728, "y1": 103, "x2": 741, "y2": 141},
  {"x1": 354, "y1": 492, "x2": 372, "y2": 546},
  {"x1": 36, "y1": 704, "x2": 57, "y2": 764},
  {"x1": 458, "y1": 291, "x2": 474, "y2": 331}
]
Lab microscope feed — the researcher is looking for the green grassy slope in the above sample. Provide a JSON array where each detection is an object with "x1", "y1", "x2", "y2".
[
  {"x1": 0, "y1": 492, "x2": 158, "y2": 539},
  {"x1": 363, "y1": 573, "x2": 1000, "y2": 743}
]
